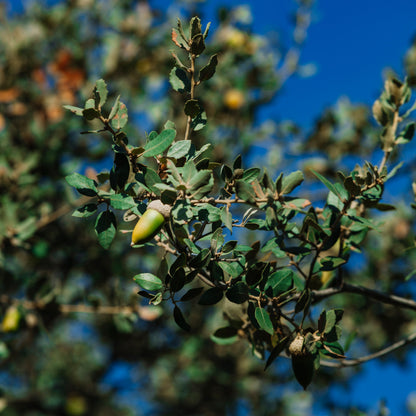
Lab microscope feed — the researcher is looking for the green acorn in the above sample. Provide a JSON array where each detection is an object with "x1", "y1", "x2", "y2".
[
  {"x1": 131, "y1": 200, "x2": 171, "y2": 246},
  {"x1": 289, "y1": 333, "x2": 315, "y2": 390}
]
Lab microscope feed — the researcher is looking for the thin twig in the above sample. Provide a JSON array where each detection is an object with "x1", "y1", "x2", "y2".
[
  {"x1": 321, "y1": 331, "x2": 416, "y2": 367},
  {"x1": 312, "y1": 282, "x2": 416, "y2": 312}
]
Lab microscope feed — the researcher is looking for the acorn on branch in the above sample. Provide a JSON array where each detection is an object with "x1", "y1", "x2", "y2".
[
  {"x1": 289, "y1": 332, "x2": 315, "y2": 390},
  {"x1": 131, "y1": 200, "x2": 171, "y2": 246}
]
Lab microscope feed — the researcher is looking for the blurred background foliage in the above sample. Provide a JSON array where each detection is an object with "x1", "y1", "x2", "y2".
[{"x1": 1, "y1": 0, "x2": 416, "y2": 415}]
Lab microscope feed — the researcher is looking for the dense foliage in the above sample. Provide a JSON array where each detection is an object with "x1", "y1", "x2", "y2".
[{"x1": 1, "y1": 1, "x2": 416, "y2": 415}]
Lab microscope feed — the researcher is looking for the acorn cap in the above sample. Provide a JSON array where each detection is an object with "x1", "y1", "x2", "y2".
[
  {"x1": 289, "y1": 333, "x2": 305, "y2": 357},
  {"x1": 147, "y1": 200, "x2": 171, "y2": 219}
]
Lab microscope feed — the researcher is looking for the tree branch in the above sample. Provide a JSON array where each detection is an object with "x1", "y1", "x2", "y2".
[
  {"x1": 312, "y1": 282, "x2": 416, "y2": 312},
  {"x1": 321, "y1": 330, "x2": 416, "y2": 367}
]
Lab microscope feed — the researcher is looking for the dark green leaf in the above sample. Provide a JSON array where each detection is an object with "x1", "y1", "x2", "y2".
[
  {"x1": 184, "y1": 99, "x2": 201, "y2": 118},
  {"x1": 211, "y1": 327, "x2": 238, "y2": 345},
  {"x1": 190, "y1": 33, "x2": 205, "y2": 55},
  {"x1": 83, "y1": 107, "x2": 100, "y2": 120},
  {"x1": 295, "y1": 289, "x2": 311, "y2": 314},
  {"x1": 264, "y1": 336, "x2": 289, "y2": 370},
  {"x1": 179, "y1": 287, "x2": 204, "y2": 301},
  {"x1": 226, "y1": 282, "x2": 249, "y2": 304},
  {"x1": 110, "y1": 153, "x2": 130, "y2": 191},
  {"x1": 213, "y1": 326, "x2": 238, "y2": 338},
  {"x1": 95, "y1": 210, "x2": 117, "y2": 249},
  {"x1": 173, "y1": 305, "x2": 191, "y2": 332},
  {"x1": 170, "y1": 268, "x2": 186, "y2": 293},
  {"x1": 190, "y1": 16, "x2": 202, "y2": 38},
  {"x1": 198, "y1": 287, "x2": 224, "y2": 305},
  {"x1": 396, "y1": 122, "x2": 415, "y2": 144},
  {"x1": 199, "y1": 54, "x2": 218, "y2": 82}
]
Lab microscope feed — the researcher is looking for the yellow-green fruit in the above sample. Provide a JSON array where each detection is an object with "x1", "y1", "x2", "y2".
[
  {"x1": 224, "y1": 89, "x2": 245, "y2": 110},
  {"x1": 2, "y1": 306, "x2": 21, "y2": 332},
  {"x1": 131, "y1": 209, "x2": 165, "y2": 245},
  {"x1": 131, "y1": 200, "x2": 171, "y2": 246}
]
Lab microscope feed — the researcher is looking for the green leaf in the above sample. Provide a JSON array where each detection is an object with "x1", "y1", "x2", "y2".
[
  {"x1": 133, "y1": 273, "x2": 164, "y2": 291},
  {"x1": 396, "y1": 122, "x2": 415, "y2": 144},
  {"x1": 108, "y1": 194, "x2": 136, "y2": 210},
  {"x1": 135, "y1": 166, "x2": 162, "y2": 195},
  {"x1": 199, "y1": 54, "x2": 218, "y2": 82},
  {"x1": 221, "y1": 208, "x2": 233, "y2": 233},
  {"x1": 167, "y1": 140, "x2": 192, "y2": 159},
  {"x1": 169, "y1": 67, "x2": 190, "y2": 93},
  {"x1": 111, "y1": 101, "x2": 128, "y2": 130},
  {"x1": 311, "y1": 169, "x2": 345, "y2": 201},
  {"x1": 255, "y1": 307, "x2": 274, "y2": 335},
  {"x1": 235, "y1": 180, "x2": 256, "y2": 203},
  {"x1": 242, "y1": 168, "x2": 261, "y2": 183},
  {"x1": 386, "y1": 161, "x2": 403, "y2": 181},
  {"x1": 319, "y1": 256, "x2": 346, "y2": 271},
  {"x1": 322, "y1": 341, "x2": 345, "y2": 358},
  {"x1": 142, "y1": 129, "x2": 176, "y2": 157},
  {"x1": 94, "y1": 79, "x2": 108, "y2": 108},
  {"x1": 109, "y1": 95, "x2": 120, "y2": 120},
  {"x1": 173, "y1": 305, "x2": 191, "y2": 332},
  {"x1": 198, "y1": 287, "x2": 224, "y2": 305},
  {"x1": 218, "y1": 261, "x2": 244, "y2": 278},
  {"x1": 190, "y1": 110, "x2": 207, "y2": 131},
  {"x1": 226, "y1": 282, "x2": 249, "y2": 304},
  {"x1": 189, "y1": 248, "x2": 211, "y2": 269},
  {"x1": 66, "y1": 172, "x2": 98, "y2": 197},
  {"x1": 72, "y1": 203, "x2": 97, "y2": 218},
  {"x1": 95, "y1": 210, "x2": 117, "y2": 249},
  {"x1": 63, "y1": 105, "x2": 83, "y2": 116},
  {"x1": 281, "y1": 171, "x2": 304, "y2": 194},
  {"x1": 265, "y1": 269, "x2": 294, "y2": 296}
]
